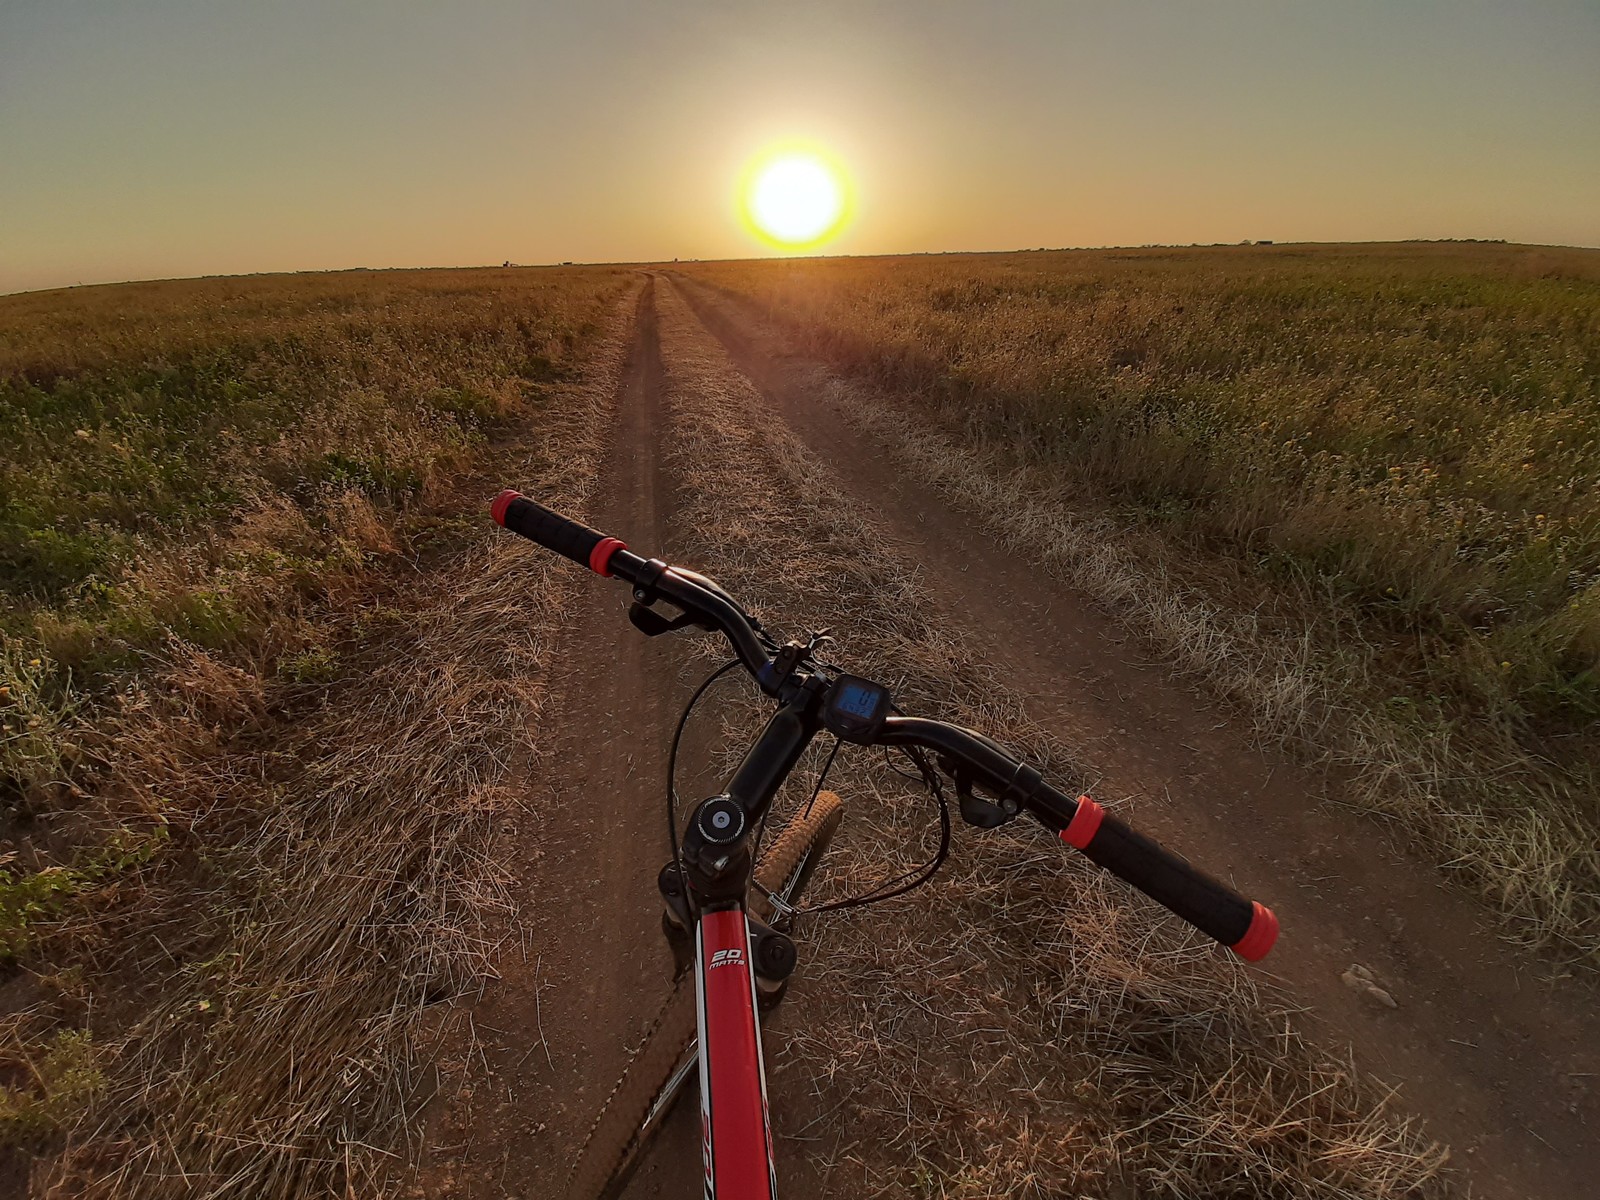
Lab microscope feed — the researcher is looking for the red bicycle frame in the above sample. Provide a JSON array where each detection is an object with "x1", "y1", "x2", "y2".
[{"x1": 695, "y1": 908, "x2": 777, "y2": 1199}]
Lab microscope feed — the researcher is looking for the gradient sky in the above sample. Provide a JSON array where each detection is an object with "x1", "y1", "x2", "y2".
[{"x1": 3, "y1": 0, "x2": 1597, "y2": 294}]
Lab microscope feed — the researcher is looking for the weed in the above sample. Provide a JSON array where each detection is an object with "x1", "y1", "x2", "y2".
[
  {"x1": 279, "y1": 644, "x2": 340, "y2": 685},
  {"x1": 0, "y1": 866, "x2": 80, "y2": 959},
  {"x1": 0, "y1": 1030, "x2": 106, "y2": 1145},
  {"x1": 0, "y1": 642, "x2": 75, "y2": 809}
]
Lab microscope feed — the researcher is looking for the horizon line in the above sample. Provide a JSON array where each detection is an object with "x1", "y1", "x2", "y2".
[{"x1": 7, "y1": 237, "x2": 1599, "y2": 300}]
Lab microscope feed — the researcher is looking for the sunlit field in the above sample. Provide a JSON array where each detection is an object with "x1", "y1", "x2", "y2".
[
  {"x1": 4, "y1": 246, "x2": 1595, "y2": 1197},
  {"x1": 1, "y1": 268, "x2": 624, "y2": 679},
  {"x1": 0, "y1": 267, "x2": 630, "y2": 1190},
  {"x1": 685, "y1": 242, "x2": 1600, "y2": 958}
]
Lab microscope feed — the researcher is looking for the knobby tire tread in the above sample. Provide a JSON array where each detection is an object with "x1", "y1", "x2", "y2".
[
  {"x1": 749, "y1": 790, "x2": 843, "y2": 925},
  {"x1": 565, "y1": 791, "x2": 844, "y2": 1200},
  {"x1": 565, "y1": 975, "x2": 697, "y2": 1200}
]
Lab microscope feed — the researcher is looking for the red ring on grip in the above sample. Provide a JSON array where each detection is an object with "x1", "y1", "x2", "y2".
[
  {"x1": 490, "y1": 488, "x2": 520, "y2": 526},
  {"x1": 1060, "y1": 795, "x2": 1104, "y2": 850},
  {"x1": 589, "y1": 537, "x2": 626, "y2": 577},
  {"x1": 1230, "y1": 901, "x2": 1279, "y2": 962}
]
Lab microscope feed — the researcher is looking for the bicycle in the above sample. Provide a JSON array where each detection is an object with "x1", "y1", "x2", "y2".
[{"x1": 490, "y1": 488, "x2": 1279, "y2": 1200}]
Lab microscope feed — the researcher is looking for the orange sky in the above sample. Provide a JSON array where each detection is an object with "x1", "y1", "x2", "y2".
[{"x1": 3, "y1": 0, "x2": 1597, "y2": 294}]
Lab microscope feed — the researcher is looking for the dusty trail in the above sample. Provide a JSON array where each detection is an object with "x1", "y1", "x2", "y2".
[
  {"x1": 419, "y1": 277, "x2": 705, "y2": 1197},
  {"x1": 420, "y1": 276, "x2": 835, "y2": 1200},
  {"x1": 668, "y1": 275, "x2": 1600, "y2": 1200}
]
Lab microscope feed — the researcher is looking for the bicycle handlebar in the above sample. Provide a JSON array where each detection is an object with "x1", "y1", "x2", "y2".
[
  {"x1": 492, "y1": 489, "x2": 1278, "y2": 961},
  {"x1": 493, "y1": 488, "x2": 621, "y2": 574},
  {"x1": 493, "y1": 489, "x2": 772, "y2": 676},
  {"x1": 881, "y1": 717, "x2": 1275, "y2": 958}
]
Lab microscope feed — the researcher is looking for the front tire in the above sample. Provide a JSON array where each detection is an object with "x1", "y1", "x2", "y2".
[{"x1": 751, "y1": 790, "x2": 843, "y2": 924}]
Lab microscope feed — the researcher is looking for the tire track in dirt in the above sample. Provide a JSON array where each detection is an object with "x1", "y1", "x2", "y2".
[
  {"x1": 668, "y1": 274, "x2": 1600, "y2": 1200},
  {"x1": 418, "y1": 276, "x2": 706, "y2": 1198}
]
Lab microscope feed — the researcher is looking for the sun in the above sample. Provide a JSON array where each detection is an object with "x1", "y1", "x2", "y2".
[{"x1": 740, "y1": 147, "x2": 851, "y2": 251}]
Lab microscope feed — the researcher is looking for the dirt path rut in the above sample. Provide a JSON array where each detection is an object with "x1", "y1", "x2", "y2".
[{"x1": 419, "y1": 277, "x2": 705, "y2": 1197}]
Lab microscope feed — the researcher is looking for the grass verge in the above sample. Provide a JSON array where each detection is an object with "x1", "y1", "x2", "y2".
[
  {"x1": 676, "y1": 248, "x2": 1600, "y2": 964},
  {"x1": 1, "y1": 268, "x2": 635, "y2": 1196}
]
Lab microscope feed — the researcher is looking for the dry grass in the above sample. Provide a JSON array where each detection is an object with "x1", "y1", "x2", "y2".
[
  {"x1": 676, "y1": 247, "x2": 1600, "y2": 964},
  {"x1": 0, "y1": 270, "x2": 639, "y2": 1195},
  {"x1": 651, "y1": 279, "x2": 1450, "y2": 1198}
]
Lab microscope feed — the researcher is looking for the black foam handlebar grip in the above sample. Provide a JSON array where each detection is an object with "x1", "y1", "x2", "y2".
[
  {"x1": 880, "y1": 719, "x2": 1278, "y2": 961},
  {"x1": 1059, "y1": 793, "x2": 1277, "y2": 960},
  {"x1": 490, "y1": 489, "x2": 619, "y2": 574}
]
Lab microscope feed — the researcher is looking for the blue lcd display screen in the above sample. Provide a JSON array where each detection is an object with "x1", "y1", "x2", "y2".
[{"x1": 835, "y1": 681, "x2": 881, "y2": 719}]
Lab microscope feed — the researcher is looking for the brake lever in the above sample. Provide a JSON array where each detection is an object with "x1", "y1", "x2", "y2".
[
  {"x1": 669, "y1": 566, "x2": 763, "y2": 630},
  {"x1": 939, "y1": 754, "x2": 1017, "y2": 829},
  {"x1": 628, "y1": 599, "x2": 702, "y2": 637}
]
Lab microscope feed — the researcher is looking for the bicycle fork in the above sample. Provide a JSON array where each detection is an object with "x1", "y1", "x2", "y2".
[{"x1": 660, "y1": 861, "x2": 798, "y2": 1007}]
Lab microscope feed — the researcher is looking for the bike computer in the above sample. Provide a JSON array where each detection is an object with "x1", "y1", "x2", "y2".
[{"x1": 822, "y1": 675, "x2": 893, "y2": 744}]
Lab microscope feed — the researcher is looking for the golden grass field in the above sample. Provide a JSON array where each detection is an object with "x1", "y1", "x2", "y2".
[
  {"x1": 683, "y1": 242, "x2": 1600, "y2": 962},
  {"x1": 1, "y1": 267, "x2": 633, "y2": 1193},
  {"x1": 2, "y1": 247, "x2": 1595, "y2": 1196}
]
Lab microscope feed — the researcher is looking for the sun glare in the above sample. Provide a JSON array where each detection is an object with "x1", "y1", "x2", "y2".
[{"x1": 741, "y1": 148, "x2": 850, "y2": 251}]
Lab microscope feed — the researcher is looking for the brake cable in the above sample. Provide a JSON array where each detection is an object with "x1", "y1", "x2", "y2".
[
  {"x1": 753, "y1": 734, "x2": 841, "y2": 866},
  {"x1": 785, "y1": 744, "x2": 952, "y2": 916},
  {"x1": 665, "y1": 657, "x2": 743, "y2": 872}
]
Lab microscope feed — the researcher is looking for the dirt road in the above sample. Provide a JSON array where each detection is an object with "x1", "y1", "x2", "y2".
[
  {"x1": 416, "y1": 277, "x2": 697, "y2": 1196},
  {"x1": 421, "y1": 274, "x2": 1599, "y2": 1199}
]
